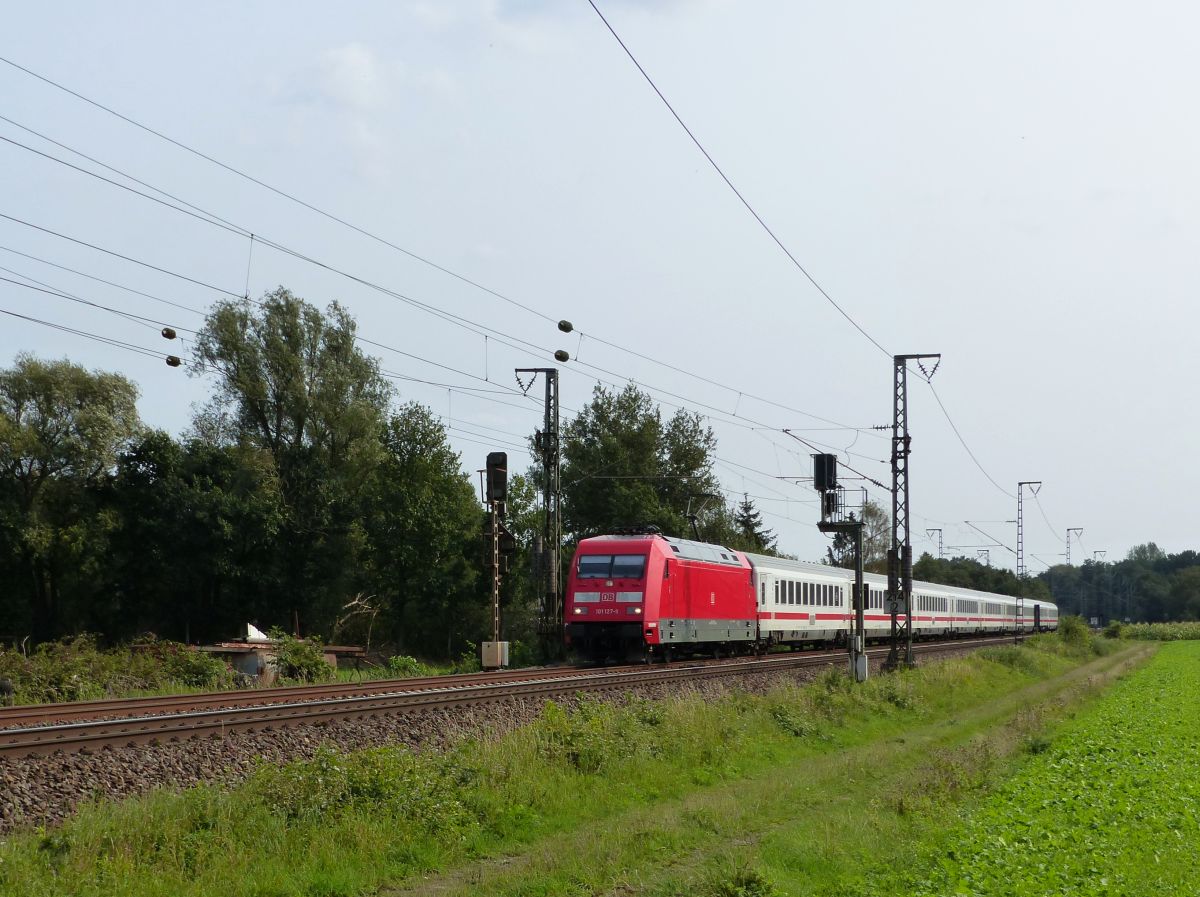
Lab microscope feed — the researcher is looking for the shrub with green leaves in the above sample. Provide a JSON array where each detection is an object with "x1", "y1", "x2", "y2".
[
  {"x1": 1055, "y1": 613, "x2": 1090, "y2": 647},
  {"x1": 266, "y1": 629, "x2": 333, "y2": 683},
  {"x1": 0, "y1": 635, "x2": 233, "y2": 704},
  {"x1": 249, "y1": 745, "x2": 475, "y2": 833},
  {"x1": 1102, "y1": 619, "x2": 1125, "y2": 639},
  {"x1": 386, "y1": 654, "x2": 435, "y2": 678}
]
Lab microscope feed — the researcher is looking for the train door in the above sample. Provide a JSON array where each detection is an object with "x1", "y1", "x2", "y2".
[{"x1": 1034, "y1": 603, "x2": 1041, "y2": 631}]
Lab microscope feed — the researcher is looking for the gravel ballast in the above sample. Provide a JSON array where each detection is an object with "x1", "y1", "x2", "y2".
[{"x1": 0, "y1": 648, "x2": 981, "y2": 834}]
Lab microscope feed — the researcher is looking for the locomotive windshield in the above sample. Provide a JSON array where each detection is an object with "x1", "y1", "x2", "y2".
[{"x1": 576, "y1": 554, "x2": 646, "y2": 580}]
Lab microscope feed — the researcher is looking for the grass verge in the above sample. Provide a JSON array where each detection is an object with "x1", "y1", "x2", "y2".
[
  {"x1": 0, "y1": 633, "x2": 1142, "y2": 897},
  {"x1": 875, "y1": 639, "x2": 1200, "y2": 896}
]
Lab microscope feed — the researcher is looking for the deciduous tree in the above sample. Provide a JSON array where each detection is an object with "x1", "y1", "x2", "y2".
[{"x1": 0, "y1": 355, "x2": 140, "y2": 640}]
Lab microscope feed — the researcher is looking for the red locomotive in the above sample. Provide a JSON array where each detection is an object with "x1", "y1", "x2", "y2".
[{"x1": 565, "y1": 531, "x2": 1058, "y2": 662}]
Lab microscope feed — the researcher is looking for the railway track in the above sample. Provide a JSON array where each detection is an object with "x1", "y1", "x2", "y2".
[{"x1": 0, "y1": 636, "x2": 1016, "y2": 758}]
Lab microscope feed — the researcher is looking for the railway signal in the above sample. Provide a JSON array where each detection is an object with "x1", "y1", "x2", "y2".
[
  {"x1": 482, "y1": 451, "x2": 510, "y2": 669},
  {"x1": 811, "y1": 453, "x2": 868, "y2": 683}
]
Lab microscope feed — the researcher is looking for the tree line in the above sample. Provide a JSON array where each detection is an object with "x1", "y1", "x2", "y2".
[
  {"x1": 4, "y1": 288, "x2": 1198, "y2": 655},
  {"x1": 0, "y1": 288, "x2": 776, "y2": 656}
]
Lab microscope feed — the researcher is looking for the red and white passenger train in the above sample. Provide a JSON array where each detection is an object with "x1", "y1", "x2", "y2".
[{"x1": 565, "y1": 531, "x2": 1058, "y2": 662}]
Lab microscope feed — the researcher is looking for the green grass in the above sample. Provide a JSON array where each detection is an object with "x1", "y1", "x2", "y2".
[
  {"x1": 876, "y1": 640, "x2": 1200, "y2": 896},
  {"x1": 0, "y1": 632, "x2": 1143, "y2": 897}
]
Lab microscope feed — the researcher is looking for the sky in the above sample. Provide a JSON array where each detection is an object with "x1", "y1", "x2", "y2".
[{"x1": 2, "y1": 1, "x2": 1197, "y2": 569}]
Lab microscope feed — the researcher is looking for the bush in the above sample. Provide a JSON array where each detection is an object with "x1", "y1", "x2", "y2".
[
  {"x1": 1102, "y1": 620, "x2": 1125, "y2": 639},
  {"x1": 0, "y1": 635, "x2": 234, "y2": 704},
  {"x1": 267, "y1": 630, "x2": 333, "y2": 683},
  {"x1": 386, "y1": 655, "x2": 434, "y2": 678},
  {"x1": 533, "y1": 698, "x2": 662, "y2": 773},
  {"x1": 1056, "y1": 615, "x2": 1090, "y2": 648},
  {"x1": 249, "y1": 745, "x2": 476, "y2": 834},
  {"x1": 711, "y1": 868, "x2": 781, "y2": 897},
  {"x1": 130, "y1": 635, "x2": 233, "y2": 688},
  {"x1": 450, "y1": 641, "x2": 481, "y2": 674}
]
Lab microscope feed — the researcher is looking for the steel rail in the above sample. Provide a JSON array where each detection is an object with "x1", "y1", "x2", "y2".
[
  {"x1": 0, "y1": 637, "x2": 1014, "y2": 758},
  {"x1": 0, "y1": 664, "x2": 617, "y2": 728}
]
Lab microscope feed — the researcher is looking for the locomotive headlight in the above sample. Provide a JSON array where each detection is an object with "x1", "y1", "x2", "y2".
[
  {"x1": 573, "y1": 607, "x2": 586, "y2": 615},
  {"x1": 632, "y1": 607, "x2": 642, "y2": 614}
]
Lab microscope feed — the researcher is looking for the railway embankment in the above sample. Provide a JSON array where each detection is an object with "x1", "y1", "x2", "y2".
[{"x1": 0, "y1": 631, "x2": 1137, "y2": 897}]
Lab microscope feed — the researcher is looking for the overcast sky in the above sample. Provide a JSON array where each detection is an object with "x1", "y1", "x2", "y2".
[{"x1": 3, "y1": 1, "x2": 1196, "y2": 569}]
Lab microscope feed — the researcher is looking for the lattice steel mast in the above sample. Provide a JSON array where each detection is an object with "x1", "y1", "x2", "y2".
[
  {"x1": 886, "y1": 353, "x2": 939, "y2": 671},
  {"x1": 1015, "y1": 480, "x2": 1041, "y2": 642}
]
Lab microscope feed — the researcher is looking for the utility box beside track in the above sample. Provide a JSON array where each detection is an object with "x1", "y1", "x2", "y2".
[{"x1": 481, "y1": 640, "x2": 509, "y2": 670}]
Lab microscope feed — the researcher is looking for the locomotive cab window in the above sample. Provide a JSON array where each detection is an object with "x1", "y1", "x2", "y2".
[
  {"x1": 577, "y1": 555, "x2": 646, "y2": 579},
  {"x1": 611, "y1": 555, "x2": 646, "y2": 579}
]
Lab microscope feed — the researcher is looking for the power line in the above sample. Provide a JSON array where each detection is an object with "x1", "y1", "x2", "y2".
[
  {"x1": 0, "y1": 239, "x2": 552, "y2": 426},
  {"x1": 0, "y1": 60, "x2": 560, "y2": 326},
  {"x1": 0, "y1": 306, "x2": 184, "y2": 364},
  {"x1": 0, "y1": 62, "x2": 1006, "y2": 541},
  {"x1": 578, "y1": 10, "x2": 1035, "y2": 514},
  {"x1": 0, "y1": 106, "x2": 902, "y2": 476},
  {"x1": 926, "y1": 382, "x2": 1015, "y2": 499},
  {"x1": 0, "y1": 271, "x2": 194, "y2": 334},
  {"x1": 0, "y1": 244, "x2": 207, "y2": 317},
  {"x1": 0, "y1": 70, "x2": 884, "y2": 440},
  {"x1": 1032, "y1": 491, "x2": 1066, "y2": 544},
  {"x1": 585, "y1": 0, "x2": 889, "y2": 358},
  {"x1": 0, "y1": 212, "x2": 239, "y2": 298},
  {"x1": 0, "y1": 213, "x2": 551, "y2": 410},
  {"x1": 3, "y1": 211, "x2": 877, "y2": 483}
]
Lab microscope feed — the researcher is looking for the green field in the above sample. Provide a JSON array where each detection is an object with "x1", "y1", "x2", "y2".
[
  {"x1": 0, "y1": 634, "x2": 1146, "y2": 897},
  {"x1": 887, "y1": 640, "x2": 1200, "y2": 896}
]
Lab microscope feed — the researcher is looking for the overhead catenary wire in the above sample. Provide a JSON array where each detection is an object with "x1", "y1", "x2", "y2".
[
  {"x1": 0, "y1": 78, "x2": 884, "y2": 439},
  {"x1": 0, "y1": 212, "x2": 550, "y2": 411},
  {"x1": 0, "y1": 53, "x2": 1025, "y2": 544},
  {"x1": 579, "y1": 10, "x2": 1025, "y2": 506},
  {"x1": 0, "y1": 306, "x2": 189, "y2": 365},
  {"x1": 0, "y1": 244, "x2": 207, "y2": 317},
  {"x1": 0, "y1": 248, "x2": 551, "y2": 422},
  {"x1": 0, "y1": 100, "x2": 906, "y2": 500},
  {"x1": 925, "y1": 382, "x2": 1016, "y2": 499},
  {"x1": 0, "y1": 271, "x2": 194, "y2": 334},
  {"x1": 0, "y1": 126, "x2": 893, "y2": 465},
  {"x1": 585, "y1": 0, "x2": 889, "y2": 358},
  {"x1": 1031, "y1": 491, "x2": 1067, "y2": 544},
  {"x1": 0, "y1": 207, "x2": 882, "y2": 487}
]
